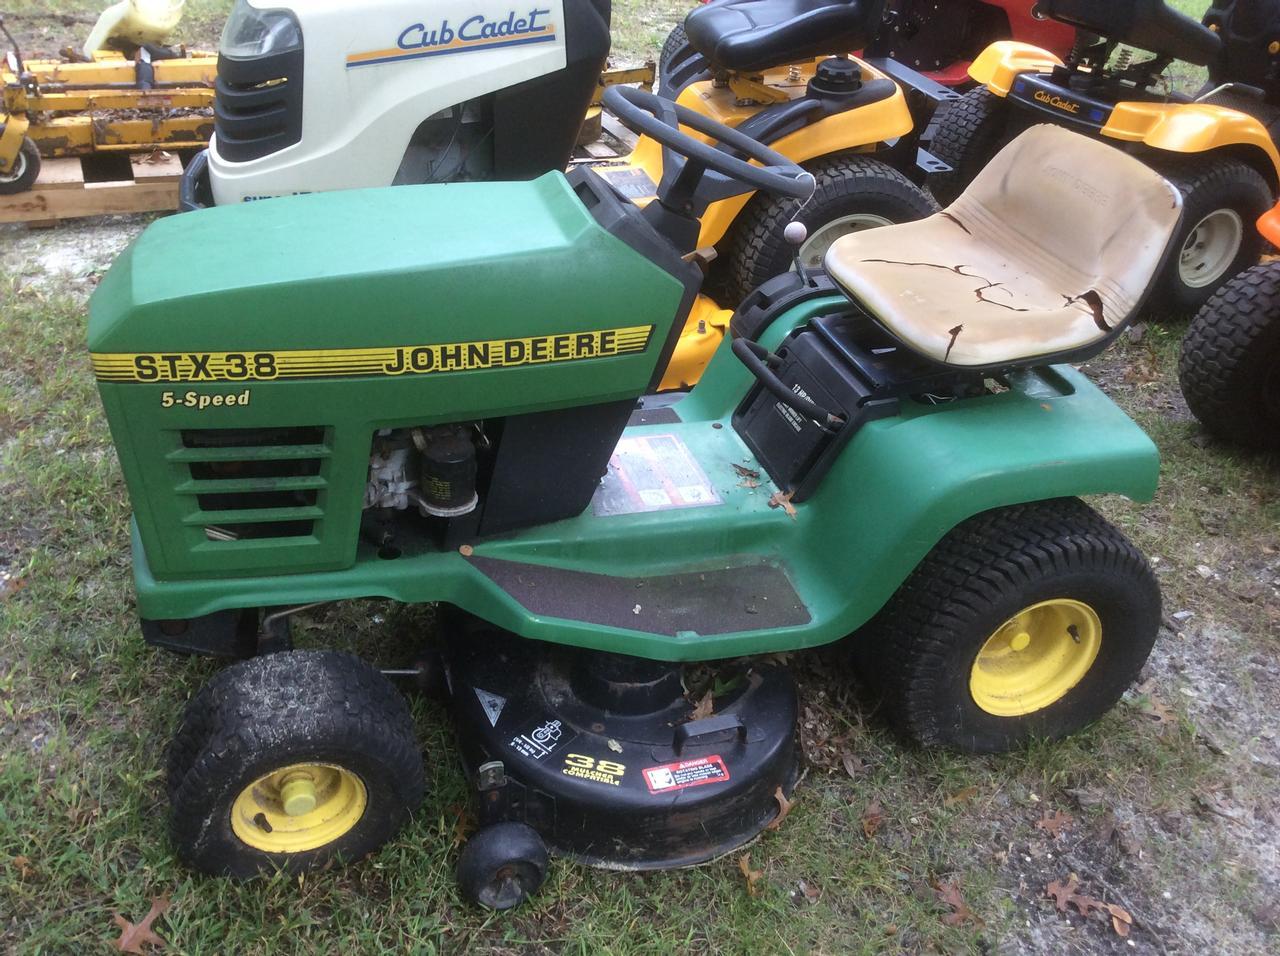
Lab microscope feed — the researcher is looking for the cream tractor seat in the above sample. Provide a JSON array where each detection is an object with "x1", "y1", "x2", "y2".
[{"x1": 823, "y1": 124, "x2": 1184, "y2": 368}]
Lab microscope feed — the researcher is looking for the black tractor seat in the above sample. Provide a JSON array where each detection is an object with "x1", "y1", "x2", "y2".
[
  {"x1": 684, "y1": 0, "x2": 887, "y2": 74},
  {"x1": 1043, "y1": 0, "x2": 1222, "y2": 66}
]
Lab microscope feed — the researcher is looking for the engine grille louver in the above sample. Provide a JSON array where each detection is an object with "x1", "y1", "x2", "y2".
[{"x1": 171, "y1": 427, "x2": 330, "y2": 542}]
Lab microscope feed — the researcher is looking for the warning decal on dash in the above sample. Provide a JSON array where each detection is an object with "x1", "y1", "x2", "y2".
[
  {"x1": 592, "y1": 433, "x2": 722, "y2": 516},
  {"x1": 643, "y1": 755, "x2": 731, "y2": 794}
]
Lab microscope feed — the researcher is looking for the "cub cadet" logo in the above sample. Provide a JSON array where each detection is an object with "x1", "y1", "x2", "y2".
[
  {"x1": 90, "y1": 325, "x2": 653, "y2": 383},
  {"x1": 347, "y1": 8, "x2": 556, "y2": 69},
  {"x1": 1034, "y1": 90, "x2": 1081, "y2": 114}
]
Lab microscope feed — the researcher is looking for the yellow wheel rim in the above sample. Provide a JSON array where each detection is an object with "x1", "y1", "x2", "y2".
[
  {"x1": 969, "y1": 599, "x2": 1102, "y2": 717},
  {"x1": 230, "y1": 763, "x2": 367, "y2": 854}
]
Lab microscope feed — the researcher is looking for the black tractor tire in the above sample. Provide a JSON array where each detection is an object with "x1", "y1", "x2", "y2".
[
  {"x1": 659, "y1": 21, "x2": 690, "y2": 79},
  {"x1": 721, "y1": 153, "x2": 937, "y2": 305},
  {"x1": 927, "y1": 86, "x2": 1009, "y2": 205},
  {"x1": 853, "y1": 498, "x2": 1161, "y2": 754},
  {"x1": 1146, "y1": 155, "x2": 1272, "y2": 315},
  {"x1": 0, "y1": 135, "x2": 41, "y2": 195},
  {"x1": 457, "y1": 822, "x2": 550, "y2": 910},
  {"x1": 1179, "y1": 261, "x2": 1280, "y2": 449},
  {"x1": 167, "y1": 650, "x2": 425, "y2": 877}
]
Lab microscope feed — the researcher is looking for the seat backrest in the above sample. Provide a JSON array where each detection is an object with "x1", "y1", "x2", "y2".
[
  {"x1": 949, "y1": 124, "x2": 1182, "y2": 333},
  {"x1": 1044, "y1": 0, "x2": 1222, "y2": 65},
  {"x1": 684, "y1": 0, "x2": 887, "y2": 74}
]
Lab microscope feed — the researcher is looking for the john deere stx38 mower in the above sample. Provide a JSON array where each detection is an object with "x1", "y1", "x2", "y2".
[{"x1": 90, "y1": 87, "x2": 1181, "y2": 908}]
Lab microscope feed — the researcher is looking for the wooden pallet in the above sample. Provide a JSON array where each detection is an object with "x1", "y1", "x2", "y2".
[{"x1": 0, "y1": 152, "x2": 183, "y2": 226}]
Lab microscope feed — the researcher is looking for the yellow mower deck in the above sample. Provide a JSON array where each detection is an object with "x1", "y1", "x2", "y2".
[{"x1": 2, "y1": 50, "x2": 217, "y2": 170}]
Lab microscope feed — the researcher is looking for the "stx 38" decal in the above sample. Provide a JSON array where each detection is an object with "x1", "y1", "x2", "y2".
[{"x1": 91, "y1": 325, "x2": 654, "y2": 384}]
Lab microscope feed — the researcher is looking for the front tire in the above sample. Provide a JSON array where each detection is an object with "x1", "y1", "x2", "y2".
[
  {"x1": 721, "y1": 154, "x2": 937, "y2": 304},
  {"x1": 1179, "y1": 262, "x2": 1280, "y2": 449},
  {"x1": 167, "y1": 650, "x2": 425, "y2": 877},
  {"x1": 1147, "y1": 155, "x2": 1272, "y2": 314},
  {"x1": 0, "y1": 135, "x2": 41, "y2": 195},
  {"x1": 854, "y1": 499, "x2": 1161, "y2": 753}
]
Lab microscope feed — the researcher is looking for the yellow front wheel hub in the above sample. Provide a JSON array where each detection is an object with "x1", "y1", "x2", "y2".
[
  {"x1": 969, "y1": 599, "x2": 1102, "y2": 717},
  {"x1": 230, "y1": 763, "x2": 367, "y2": 854}
]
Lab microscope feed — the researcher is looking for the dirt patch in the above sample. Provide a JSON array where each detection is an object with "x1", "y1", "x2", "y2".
[{"x1": 0, "y1": 216, "x2": 150, "y2": 301}]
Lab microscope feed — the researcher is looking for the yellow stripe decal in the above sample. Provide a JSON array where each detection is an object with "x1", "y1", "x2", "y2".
[{"x1": 91, "y1": 325, "x2": 655, "y2": 383}]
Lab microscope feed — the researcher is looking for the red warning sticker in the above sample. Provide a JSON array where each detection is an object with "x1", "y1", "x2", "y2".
[{"x1": 643, "y1": 755, "x2": 731, "y2": 794}]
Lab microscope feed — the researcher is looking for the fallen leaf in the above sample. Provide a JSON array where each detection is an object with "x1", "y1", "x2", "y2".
[
  {"x1": 731, "y1": 463, "x2": 760, "y2": 480},
  {"x1": 1035, "y1": 809, "x2": 1074, "y2": 838},
  {"x1": 944, "y1": 785, "x2": 980, "y2": 807},
  {"x1": 112, "y1": 896, "x2": 170, "y2": 954},
  {"x1": 10, "y1": 856, "x2": 33, "y2": 880},
  {"x1": 738, "y1": 853, "x2": 764, "y2": 897},
  {"x1": 765, "y1": 787, "x2": 796, "y2": 831},
  {"x1": 1045, "y1": 875, "x2": 1123, "y2": 926},
  {"x1": 861, "y1": 800, "x2": 884, "y2": 839},
  {"x1": 1107, "y1": 902, "x2": 1133, "y2": 937},
  {"x1": 841, "y1": 752, "x2": 864, "y2": 779},
  {"x1": 1141, "y1": 696, "x2": 1176, "y2": 732},
  {"x1": 933, "y1": 879, "x2": 982, "y2": 927},
  {"x1": 1046, "y1": 875, "x2": 1078, "y2": 912},
  {"x1": 767, "y1": 490, "x2": 797, "y2": 519},
  {"x1": 689, "y1": 690, "x2": 715, "y2": 722}
]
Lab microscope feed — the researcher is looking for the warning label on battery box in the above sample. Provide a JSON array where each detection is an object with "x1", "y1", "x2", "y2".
[
  {"x1": 592, "y1": 433, "x2": 722, "y2": 516},
  {"x1": 643, "y1": 755, "x2": 731, "y2": 794}
]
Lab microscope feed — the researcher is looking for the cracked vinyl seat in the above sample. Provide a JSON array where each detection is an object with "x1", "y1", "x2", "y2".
[
  {"x1": 823, "y1": 124, "x2": 1184, "y2": 368},
  {"x1": 684, "y1": 0, "x2": 886, "y2": 74}
]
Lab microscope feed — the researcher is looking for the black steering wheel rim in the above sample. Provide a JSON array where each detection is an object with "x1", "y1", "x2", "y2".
[{"x1": 603, "y1": 85, "x2": 814, "y2": 200}]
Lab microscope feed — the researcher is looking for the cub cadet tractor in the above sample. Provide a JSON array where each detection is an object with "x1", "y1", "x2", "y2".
[
  {"x1": 91, "y1": 81, "x2": 1181, "y2": 907},
  {"x1": 926, "y1": 0, "x2": 1280, "y2": 313},
  {"x1": 662, "y1": 0, "x2": 1075, "y2": 93},
  {"x1": 1179, "y1": 200, "x2": 1280, "y2": 448},
  {"x1": 183, "y1": 0, "x2": 956, "y2": 388},
  {"x1": 0, "y1": 14, "x2": 215, "y2": 195}
]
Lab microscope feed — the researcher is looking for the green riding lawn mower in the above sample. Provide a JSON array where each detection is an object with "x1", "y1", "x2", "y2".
[{"x1": 90, "y1": 80, "x2": 1184, "y2": 907}]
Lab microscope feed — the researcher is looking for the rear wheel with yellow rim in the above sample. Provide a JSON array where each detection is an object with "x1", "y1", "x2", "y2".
[
  {"x1": 854, "y1": 498, "x2": 1160, "y2": 753},
  {"x1": 167, "y1": 650, "x2": 425, "y2": 876}
]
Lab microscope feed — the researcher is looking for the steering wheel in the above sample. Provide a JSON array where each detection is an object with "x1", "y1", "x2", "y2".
[{"x1": 603, "y1": 85, "x2": 814, "y2": 202}]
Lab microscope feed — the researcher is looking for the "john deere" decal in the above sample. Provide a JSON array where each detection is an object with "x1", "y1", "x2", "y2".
[
  {"x1": 91, "y1": 325, "x2": 654, "y2": 383},
  {"x1": 347, "y1": 8, "x2": 557, "y2": 69}
]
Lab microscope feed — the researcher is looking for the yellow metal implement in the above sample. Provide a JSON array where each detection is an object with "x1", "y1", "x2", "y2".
[{"x1": 2, "y1": 49, "x2": 216, "y2": 170}]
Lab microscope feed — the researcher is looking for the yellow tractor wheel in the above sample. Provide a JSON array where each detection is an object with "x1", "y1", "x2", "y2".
[
  {"x1": 853, "y1": 498, "x2": 1160, "y2": 753},
  {"x1": 167, "y1": 649, "x2": 424, "y2": 876}
]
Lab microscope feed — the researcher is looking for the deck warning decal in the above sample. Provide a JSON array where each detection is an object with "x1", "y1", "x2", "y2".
[
  {"x1": 509, "y1": 718, "x2": 575, "y2": 761},
  {"x1": 474, "y1": 687, "x2": 506, "y2": 727},
  {"x1": 592, "y1": 433, "x2": 722, "y2": 516},
  {"x1": 643, "y1": 755, "x2": 730, "y2": 794}
]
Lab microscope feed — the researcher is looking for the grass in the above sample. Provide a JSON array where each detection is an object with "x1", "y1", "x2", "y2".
[{"x1": 2, "y1": 0, "x2": 1279, "y2": 953}]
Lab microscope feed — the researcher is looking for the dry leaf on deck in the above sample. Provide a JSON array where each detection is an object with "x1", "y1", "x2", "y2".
[
  {"x1": 112, "y1": 895, "x2": 170, "y2": 954},
  {"x1": 689, "y1": 690, "x2": 715, "y2": 722},
  {"x1": 767, "y1": 490, "x2": 797, "y2": 519}
]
